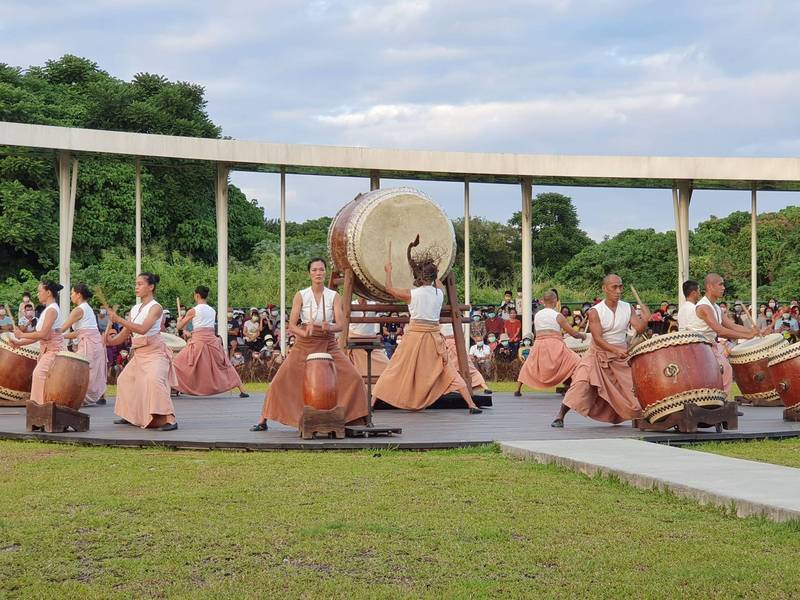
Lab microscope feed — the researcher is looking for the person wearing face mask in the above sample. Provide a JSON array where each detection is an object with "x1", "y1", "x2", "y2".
[
  {"x1": 243, "y1": 310, "x2": 263, "y2": 353},
  {"x1": 17, "y1": 303, "x2": 36, "y2": 333},
  {"x1": 440, "y1": 322, "x2": 492, "y2": 394},
  {"x1": 494, "y1": 333, "x2": 515, "y2": 363},
  {"x1": 470, "y1": 309, "x2": 487, "y2": 345},
  {"x1": 173, "y1": 285, "x2": 249, "y2": 398},
  {"x1": 487, "y1": 333, "x2": 498, "y2": 352},
  {"x1": 517, "y1": 334, "x2": 533, "y2": 361},
  {"x1": 469, "y1": 336, "x2": 494, "y2": 379},
  {"x1": 485, "y1": 309, "x2": 504, "y2": 340},
  {"x1": 499, "y1": 290, "x2": 515, "y2": 320},
  {"x1": 0, "y1": 304, "x2": 15, "y2": 332}
]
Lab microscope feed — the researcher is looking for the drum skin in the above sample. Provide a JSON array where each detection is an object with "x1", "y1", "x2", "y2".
[
  {"x1": 328, "y1": 187, "x2": 456, "y2": 301},
  {"x1": 43, "y1": 353, "x2": 90, "y2": 411},
  {"x1": 563, "y1": 333, "x2": 591, "y2": 355},
  {"x1": 0, "y1": 340, "x2": 38, "y2": 406},
  {"x1": 768, "y1": 346, "x2": 800, "y2": 410},
  {"x1": 729, "y1": 334, "x2": 786, "y2": 402},
  {"x1": 630, "y1": 340, "x2": 723, "y2": 411},
  {"x1": 303, "y1": 354, "x2": 337, "y2": 410}
]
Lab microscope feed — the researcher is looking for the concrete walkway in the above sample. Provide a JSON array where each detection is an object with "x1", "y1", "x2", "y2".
[{"x1": 501, "y1": 438, "x2": 800, "y2": 523}]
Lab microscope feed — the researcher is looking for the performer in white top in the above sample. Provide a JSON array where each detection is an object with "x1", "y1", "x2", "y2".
[
  {"x1": 515, "y1": 289, "x2": 585, "y2": 397},
  {"x1": 174, "y1": 286, "x2": 248, "y2": 398},
  {"x1": 106, "y1": 273, "x2": 178, "y2": 430},
  {"x1": 59, "y1": 283, "x2": 108, "y2": 406},
  {"x1": 346, "y1": 296, "x2": 391, "y2": 381},
  {"x1": 556, "y1": 274, "x2": 649, "y2": 427},
  {"x1": 10, "y1": 280, "x2": 66, "y2": 404},
  {"x1": 677, "y1": 280, "x2": 701, "y2": 331},
  {"x1": 688, "y1": 273, "x2": 759, "y2": 395},
  {"x1": 372, "y1": 239, "x2": 482, "y2": 413}
]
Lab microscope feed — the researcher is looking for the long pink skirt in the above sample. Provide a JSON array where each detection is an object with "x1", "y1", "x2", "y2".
[
  {"x1": 713, "y1": 342, "x2": 733, "y2": 396},
  {"x1": 517, "y1": 332, "x2": 580, "y2": 389},
  {"x1": 30, "y1": 333, "x2": 66, "y2": 404},
  {"x1": 444, "y1": 337, "x2": 486, "y2": 389},
  {"x1": 115, "y1": 335, "x2": 177, "y2": 428},
  {"x1": 75, "y1": 328, "x2": 107, "y2": 402},
  {"x1": 173, "y1": 327, "x2": 243, "y2": 396}
]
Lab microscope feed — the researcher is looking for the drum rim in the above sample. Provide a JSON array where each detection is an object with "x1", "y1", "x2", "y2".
[
  {"x1": 767, "y1": 342, "x2": 800, "y2": 367},
  {"x1": 563, "y1": 333, "x2": 591, "y2": 352},
  {"x1": 160, "y1": 332, "x2": 187, "y2": 349},
  {"x1": 641, "y1": 387, "x2": 727, "y2": 423},
  {"x1": 0, "y1": 336, "x2": 40, "y2": 358},
  {"x1": 306, "y1": 352, "x2": 333, "y2": 361},
  {"x1": 56, "y1": 350, "x2": 90, "y2": 362},
  {"x1": 729, "y1": 334, "x2": 788, "y2": 364},
  {"x1": 729, "y1": 333, "x2": 785, "y2": 356},
  {"x1": 628, "y1": 331, "x2": 710, "y2": 359}
]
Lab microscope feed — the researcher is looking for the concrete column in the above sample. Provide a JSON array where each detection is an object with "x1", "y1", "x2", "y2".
[
  {"x1": 751, "y1": 184, "x2": 758, "y2": 312},
  {"x1": 520, "y1": 177, "x2": 533, "y2": 335},
  {"x1": 134, "y1": 158, "x2": 142, "y2": 303},
  {"x1": 215, "y1": 163, "x2": 229, "y2": 346},
  {"x1": 463, "y1": 178, "x2": 471, "y2": 347},
  {"x1": 672, "y1": 185, "x2": 684, "y2": 303},
  {"x1": 56, "y1": 151, "x2": 77, "y2": 314},
  {"x1": 370, "y1": 170, "x2": 380, "y2": 191},
  {"x1": 280, "y1": 167, "x2": 287, "y2": 356},
  {"x1": 673, "y1": 181, "x2": 692, "y2": 302}
]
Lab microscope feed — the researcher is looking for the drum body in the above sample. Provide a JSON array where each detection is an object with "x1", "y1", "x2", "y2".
[
  {"x1": 728, "y1": 333, "x2": 787, "y2": 404},
  {"x1": 563, "y1": 333, "x2": 591, "y2": 356},
  {"x1": 328, "y1": 187, "x2": 457, "y2": 301},
  {"x1": 303, "y1": 352, "x2": 337, "y2": 410},
  {"x1": 161, "y1": 332, "x2": 187, "y2": 354},
  {"x1": 767, "y1": 344, "x2": 800, "y2": 412},
  {"x1": 0, "y1": 333, "x2": 40, "y2": 406},
  {"x1": 43, "y1": 352, "x2": 90, "y2": 410},
  {"x1": 629, "y1": 332, "x2": 726, "y2": 423}
]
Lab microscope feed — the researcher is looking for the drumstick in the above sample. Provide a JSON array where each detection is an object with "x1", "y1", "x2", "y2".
[
  {"x1": 740, "y1": 302, "x2": 760, "y2": 335},
  {"x1": 93, "y1": 286, "x2": 110, "y2": 310},
  {"x1": 630, "y1": 285, "x2": 644, "y2": 308},
  {"x1": 176, "y1": 297, "x2": 182, "y2": 330}
]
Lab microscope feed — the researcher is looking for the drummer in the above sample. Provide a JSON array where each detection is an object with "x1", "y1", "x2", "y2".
[
  {"x1": 514, "y1": 289, "x2": 585, "y2": 397},
  {"x1": 683, "y1": 273, "x2": 759, "y2": 395},
  {"x1": 346, "y1": 296, "x2": 391, "y2": 379},
  {"x1": 9, "y1": 280, "x2": 66, "y2": 404},
  {"x1": 552, "y1": 274, "x2": 649, "y2": 427},
  {"x1": 105, "y1": 273, "x2": 178, "y2": 430},
  {"x1": 173, "y1": 285, "x2": 249, "y2": 398},
  {"x1": 250, "y1": 258, "x2": 368, "y2": 432},
  {"x1": 372, "y1": 246, "x2": 483, "y2": 413},
  {"x1": 59, "y1": 283, "x2": 107, "y2": 407}
]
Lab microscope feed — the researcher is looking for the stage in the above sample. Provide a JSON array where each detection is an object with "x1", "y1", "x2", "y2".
[{"x1": 1, "y1": 392, "x2": 800, "y2": 450}]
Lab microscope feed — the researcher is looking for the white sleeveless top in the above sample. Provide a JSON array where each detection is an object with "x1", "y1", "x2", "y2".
[
  {"x1": 193, "y1": 303, "x2": 216, "y2": 329},
  {"x1": 74, "y1": 302, "x2": 98, "y2": 331},
  {"x1": 685, "y1": 296, "x2": 720, "y2": 342},
  {"x1": 592, "y1": 300, "x2": 631, "y2": 346},
  {"x1": 409, "y1": 286, "x2": 443, "y2": 321},
  {"x1": 350, "y1": 301, "x2": 379, "y2": 336},
  {"x1": 534, "y1": 307, "x2": 560, "y2": 333},
  {"x1": 440, "y1": 323, "x2": 454, "y2": 337},
  {"x1": 300, "y1": 287, "x2": 336, "y2": 324},
  {"x1": 131, "y1": 300, "x2": 162, "y2": 338},
  {"x1": 37, "y1": 303, "x2": 63, "y2": 332}
]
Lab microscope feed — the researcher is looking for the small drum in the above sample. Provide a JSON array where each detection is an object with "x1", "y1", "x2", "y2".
[
  {"x1": 0, "y1": 332, "x2": 41, "y2": 406},
  {"x1": 43, "y1": 351, "x2": 90, "y2": 411},
  {"x1": 563, "y1": 333, "x2": 592, "y2": 355},
  {"x1": 728, "y1": 333, "x2": 787, "y2": 404},
  {"x1": 767, "y1": 344, "x2": 800, "y2": 413},
  {"x1": 161, "y1": 332, "x2": 187, "y2": 354},
  {"x1": 329, "y1": 187, "x2": 456, "y2": 301},
  {"x1": 628, "y1": 331, "x2": 726, "y2": 423},
  {"x1": 303, "y1": 352, "x2": 337, "y2": 410}
]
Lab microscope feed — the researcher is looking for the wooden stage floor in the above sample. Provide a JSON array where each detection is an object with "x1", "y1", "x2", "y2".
[{"x1": 1, "y1": 393, "x2": 799, "y2": 450}]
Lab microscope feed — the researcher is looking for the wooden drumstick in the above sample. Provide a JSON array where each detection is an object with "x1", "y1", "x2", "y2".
[
  {"x1": 93, "y1": 286, "x2": 110, "y2": 310},
  {"x1": 740, "y1": 302, "x2": 761, "y2": 335},
  {"x1": 630, "y1": 285, "x2": 644, "y2": 308},
  {"x1": 176, "y1": 297, "x2": 183, "y2": 331}
]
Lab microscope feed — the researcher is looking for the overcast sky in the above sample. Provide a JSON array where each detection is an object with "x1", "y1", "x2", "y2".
[{"x1": 3, "y1": 0, "x2": 799, "y2": 240}]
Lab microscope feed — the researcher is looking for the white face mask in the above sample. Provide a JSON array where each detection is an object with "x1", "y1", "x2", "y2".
[
  {"x1": 266, "y1": 341, "x2": 274, "y2": 347},
  {"x1": 766, "y1": 311, "x2": 774, "y2": 318},
  {"x1": 271, "y1": 310, "x2": 279, "y2": 317},
  {"x1": 251, "y1": 316, "x2": 259, "y2": 322},
  {"x1": 477, "y1": 341, "x2": 484, "y2": 347}
]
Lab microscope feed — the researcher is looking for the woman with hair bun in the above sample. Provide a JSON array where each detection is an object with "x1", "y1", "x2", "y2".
[
  {"x1": 105, "y1": 273, "x2": 178, "y2": 430},
  {"x1": 60, "y1": 283, "x2": 108, "y2": 406},
  {"x1": 9, "y1": 280, "x2": 66, "y2": 403}
]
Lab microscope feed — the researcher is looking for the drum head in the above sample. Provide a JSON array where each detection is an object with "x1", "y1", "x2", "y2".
[
  {"x1": 307, "y1": 352, "x2": 333, "y2": 361},
  {"x1": 0, "y1": 331, "x2": 40, "y2": 356},
  {"x1": 730, "y1": 333, "x2": 785, "y2": 356},
  {"x1": 57, "y1": 350, "x2": 90, "y2": 363},
  {"x1": 627, "y1": 331, "x2": 709, "y2": 359},
  {"x1": 161, "y1": 332, "x2": 187, "y2": 352},
  {"x1": 564, "y1": 333, "x2": 591, "y2": 352}
]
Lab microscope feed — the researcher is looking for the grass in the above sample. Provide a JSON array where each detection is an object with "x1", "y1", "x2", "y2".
[
  {"x1": 693, "y1": 437, "x2": 800, "y2": 469},
  {"x1": 2, "y1": 442, "x2": 800, "y2": 599}
]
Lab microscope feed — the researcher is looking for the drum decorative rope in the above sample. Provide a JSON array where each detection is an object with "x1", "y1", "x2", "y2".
[
  {"x1": 303, "y1": 352, "x2": 337, "y2": 410},
  {"x1": 563, "y1": 333, "x2": 592, "y2": 355},
  {"x1": 0, "y1": 332, "x2": 40, "y2": 406},
  {"x1": 728, "y1": 333, "x2": 787, "y2": 404},
  {"x1": 161, "y1": 332, "x2": 187, "y2": 354},
  {"x1": 628, "y1": 331, "x2": 726, "y2": 423},
  {"x1": 767, "y1": 343, "x2": 800, "y2": 412},
  {"x1": 42, "y1": 351, "x2": 90, "y2": 411},
  {"x1": 328, "y1": 187, "x2": 457, "y2": 301}
]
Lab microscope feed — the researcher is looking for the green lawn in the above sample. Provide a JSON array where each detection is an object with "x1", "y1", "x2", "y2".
[
  {"x1": 1, "y1": 442, "x2": 799, "y2": 599},
  {"x1": 693, "y1": 437, "x2": 800, "y2": 469}
]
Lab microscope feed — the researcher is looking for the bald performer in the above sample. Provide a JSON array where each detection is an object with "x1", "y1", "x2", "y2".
[
  {"x1": 683, "y1": 273, "x2": 759, "y2": 395},
  {"x1": 552, "y1": 274, "x2": 649, "y2": 427}
]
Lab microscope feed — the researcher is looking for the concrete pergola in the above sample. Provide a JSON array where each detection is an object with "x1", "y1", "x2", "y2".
[{"x1": 3, "y1": 121, "x2": 798, "y2": 349}]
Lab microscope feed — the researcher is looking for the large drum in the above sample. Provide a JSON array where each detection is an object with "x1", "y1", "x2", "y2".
[
  {"x1": 628, "y1": 331, "x2": 727, "y2": 423},
  {"x1": 43, "y1": 351, "x2": 90, "y2": 411},
  {"x1": 0, "y1": 332, "x2": 40, "y2": 406},
  {"x1": 728, "y1": 333, "x2": 787, "y2": 404},
  {"x1": 564, "y1": 333, "x2": 592, "y2": 356},
  {"x1": 303, "y1": 352, "x2": 337, "y2": 410},
  {"x1": 767, "y1": 344, "x2": 800, "y2": 413},
  {"x1": 161, "y1": 332, "x2": 187, "y2": 354},
  {"x1": 329, "y1": 187, "x2": 457, "y2": 301}
]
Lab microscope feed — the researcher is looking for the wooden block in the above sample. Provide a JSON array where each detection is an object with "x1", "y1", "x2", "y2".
[
  {"x1": 636, "y1": 401, "x2": 738, "y2": 433},
  {"x1": 26, "y1": 401, "x2": 90, "y2": 433},
  {"x1": 784, "y1": 408, "x2": 800, "y2": 422},
  {"x1": 299, "y1": 405, "x2": 345, "y2": 440}
]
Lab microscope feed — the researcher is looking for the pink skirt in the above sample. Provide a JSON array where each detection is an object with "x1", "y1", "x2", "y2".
[
  {"x1": 444, "y1": 337, "x2": 486, "y2": 389},
  {"x1": 30, "y1": 333, "x2": 66, "y2": 404},
  {"x1": 517, "y1": 332, "x2": 580, "y2": 389},
  {"x1": 76, "y1": 328, "x2": 107, "y2": 402},
  {"x1": 115, "y1": 335, "x2": 177, "y2": 428},
  {"x1": 173, "y1": 327, "x2": 242, "y2": 396}
]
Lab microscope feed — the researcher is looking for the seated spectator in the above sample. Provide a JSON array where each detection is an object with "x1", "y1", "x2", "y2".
[
  {"x1": 495, "y1": 333, "x2": 515, "y2": 362},
  {"x1": 0, "y1": 305, "x2": 12, "y2": 332},
  {"x1": 112, "y1": 347, "x2": 131, "y2": 381},
  {"x1": 504, "y1": 308, "x2": 522, "y2": 345},
  {"x1": 231, "y1": 350, "x2": 245, "y2": 367},
  {"x1": 485, "y1": 310, "x2": 504, "y2": 338},
  {"x1": 572, "y1": 312, "x2": 584, "y2": 332},
  {"x1": 243, "y1": 309, "x2": 263, "y2": 351},
  {"x1": 560, "y1": 306, "x2": 574, "y2": 328},
  {"x1": 517, "y1": 334, "x2": 533, "y2": 361},
  {"x1": 487, "y1": 332, "x2": 499, "y2": 352},
  {"x1": 470, "y1": 309, "x2": 487, "y2": 344},
  {"x1": 499, "y1": 291, "x2": 515, "y2": 320},
  {"x1": 165, "y1": 317, "x2": 178, "y2": 336},
  {"x1": 775, "y1": 309, "x2": 799, "y2": 341},
  {"x1": 469, "y1": 337, "x2": 494, "y2": 379},
  {"x1": 17, "y1": 292, "x2": 32, "y2": 320},
  {"x1": 17, "y1": 303, "x2": 36, "y2": 333},
  {"x1": 228, "y1": 309, "x2": 243, "y2": 358}
]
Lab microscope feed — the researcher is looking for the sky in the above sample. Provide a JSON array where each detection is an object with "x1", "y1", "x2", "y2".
[{"x1": 2, "y1": 0, "x2": 800, "y2": 240}]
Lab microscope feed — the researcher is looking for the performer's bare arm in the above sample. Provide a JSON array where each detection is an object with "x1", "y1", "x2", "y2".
[
  {"x1": 629, "y1": 305, "x2": 651, "y2": 335},
  {"x1": 720, "y1": 312, "x2": 759, "y2": 337},
  {"x1": 288, "y1": 292, "x2": 310, "y2": 338},
  {"x1": 587, "y1": 309, "x2": 627, "y2": 358},
  {"x1": 383, "y1": 261, "x2": 412, "y2": 303},
  {"x1": 105, "y1": 327, "x2": 131, "y2": 346},
  {"x1": 697, "y1": 305, "x2": 755, "y2": 340},
  {"x1": 109, "y1": 304, "x2": 163, "y2": 336},
  {"x1": 56, "y1": 305, "x2": 85, "y2": 339},
  {"x1": 177, "y1": 308, "x2": 195, "y2": 331},
  {"x1": 11, "y1": 309, "x2": 57, "y2": 345},
  {"x1": 556, "y1": 313, "x2": 585, "y2": 339}
]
